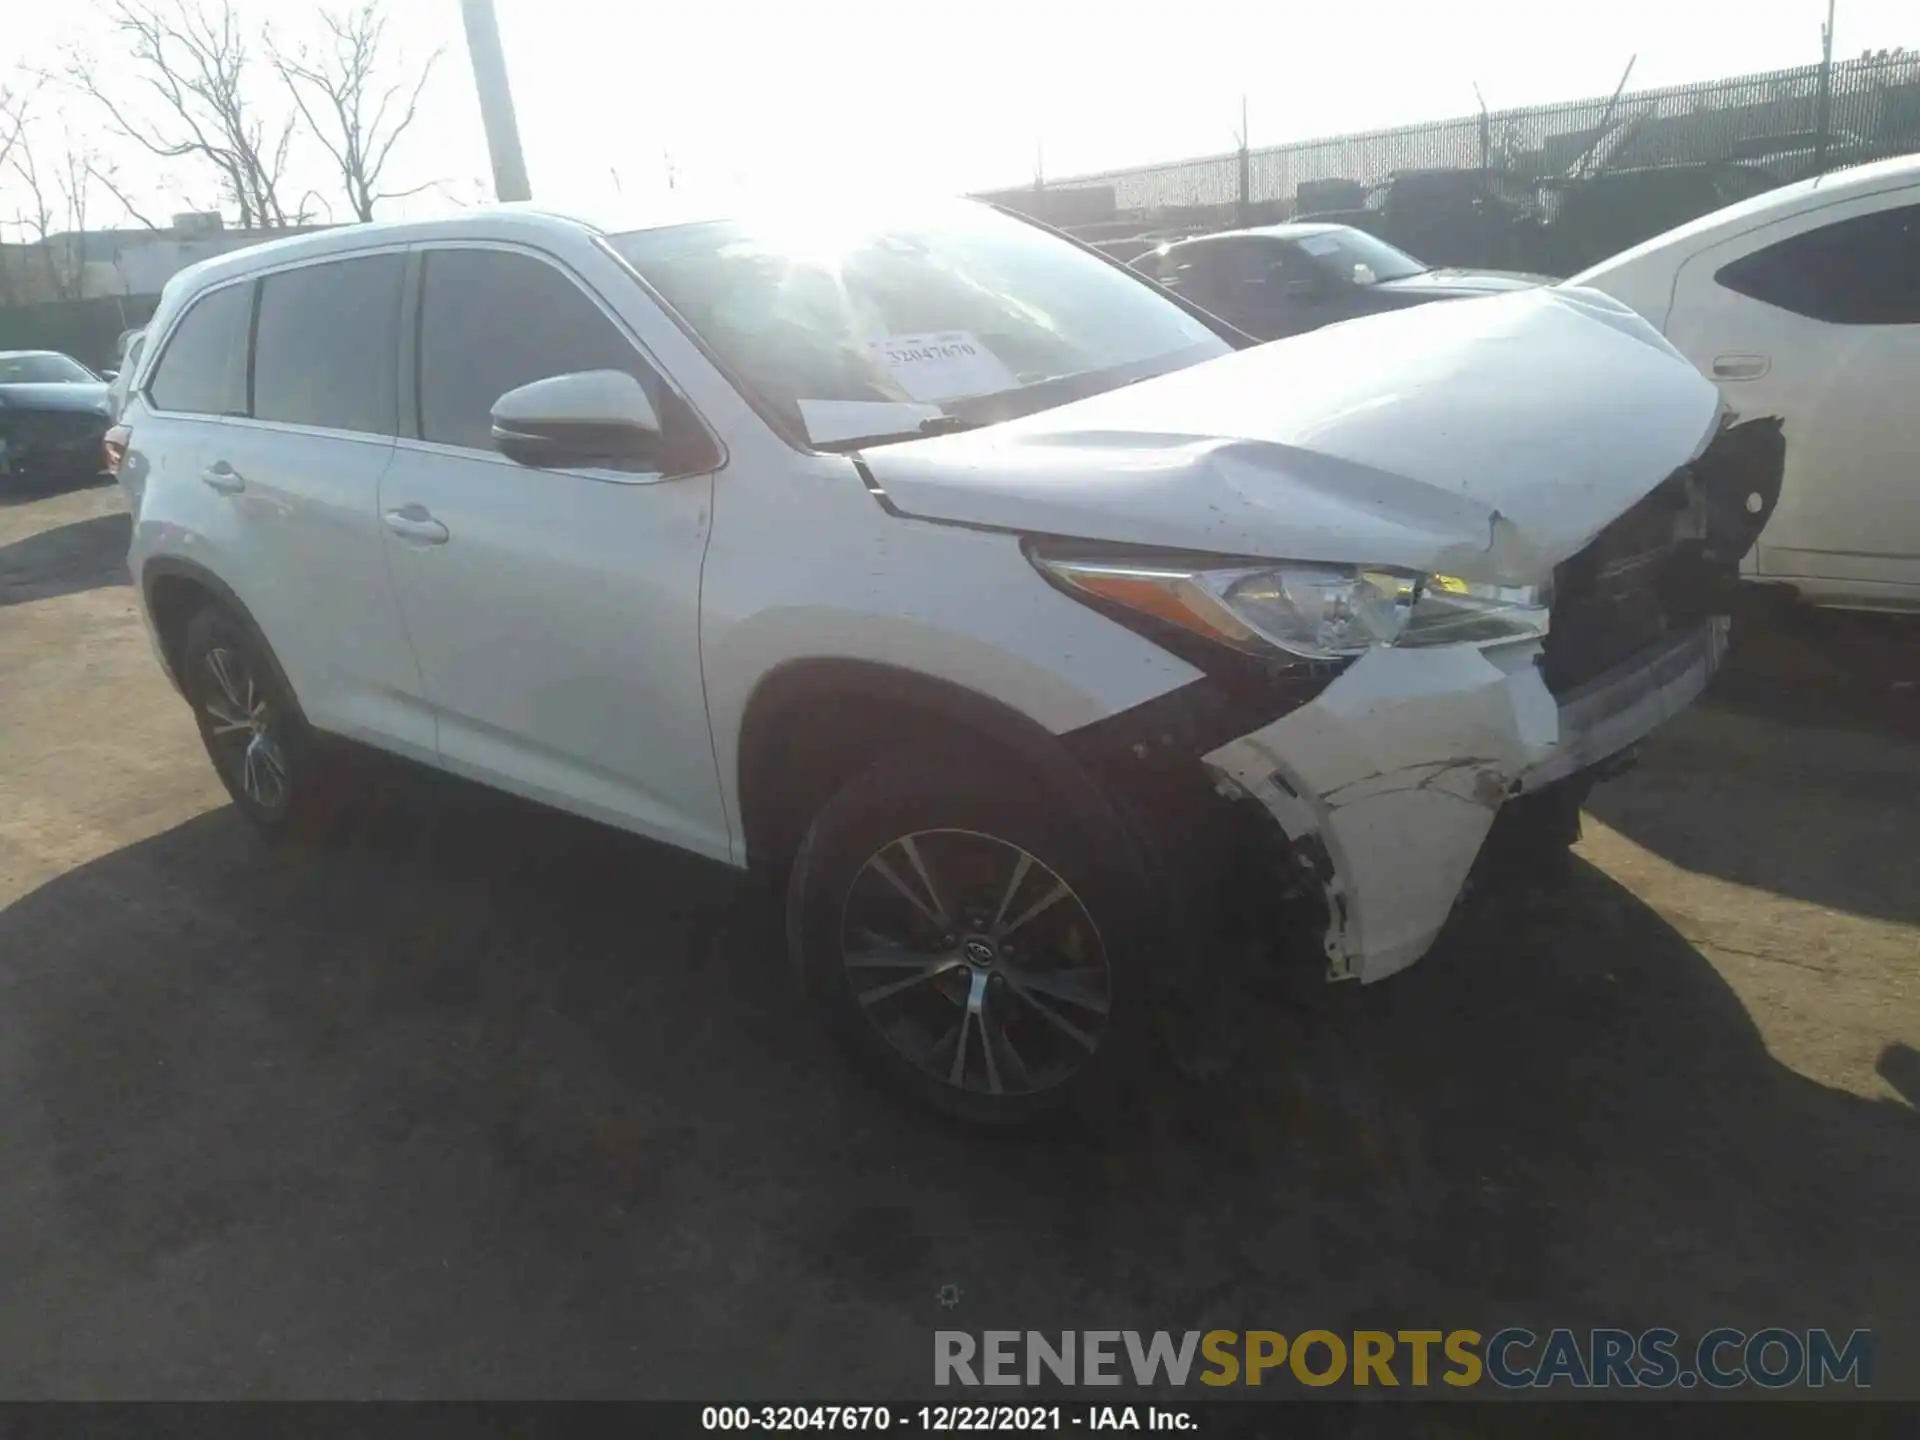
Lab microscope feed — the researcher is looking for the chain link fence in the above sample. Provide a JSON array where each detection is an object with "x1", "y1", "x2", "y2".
[{"x1": 982, "y1": 51, "x2": 1920, "y2": 269}]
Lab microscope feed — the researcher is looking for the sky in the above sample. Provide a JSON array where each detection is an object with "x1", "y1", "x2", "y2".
[{"x1": 3, "y1": 0, "x2": 1916, "y2": 234}]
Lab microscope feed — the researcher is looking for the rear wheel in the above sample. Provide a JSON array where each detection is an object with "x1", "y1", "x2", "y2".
[
  {"x1": 788, "y1": 750, "x2": 1154, "y2": 1124},
  {"x1": 180, "y1": 605, "x2": 333, "y2": 837}
]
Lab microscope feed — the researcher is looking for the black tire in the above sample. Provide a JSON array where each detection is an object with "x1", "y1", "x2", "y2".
[
  {"x1": 1476, "y1": 773, "x2": 1592, "y2": 886},
  {"x1": 179, "y1": 604, "x2": 335, "y2": 838},
  {"x1": 787, "y1": 748, "x2": 1157, "y2": 1125}
]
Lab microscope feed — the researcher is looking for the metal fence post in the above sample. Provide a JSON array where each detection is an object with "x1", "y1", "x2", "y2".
[
  {"x1": 1236, "y1": 95, "x2": 1251, "y2": 223},
  {"x1": 1815, "y1": 0, "x2": 1837, "y2": 173}
]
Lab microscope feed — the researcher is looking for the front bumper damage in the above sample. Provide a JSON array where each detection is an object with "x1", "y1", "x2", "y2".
[{"x1": 1204, "y1": 617, "x2": 1727, "y2": 983}]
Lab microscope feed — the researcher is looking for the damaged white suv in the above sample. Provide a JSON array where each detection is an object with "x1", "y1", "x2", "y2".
[{"x1": 114, "y1": 198, "x2": 1780, "y2": 1121}]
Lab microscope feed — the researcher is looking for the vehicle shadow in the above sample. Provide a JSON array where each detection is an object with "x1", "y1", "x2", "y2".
[
  {"x1": 0, "y1": 511, "x2": 131, "y2": 608},
  {"x1": 0, "y1": 762, "x2": 1913, "y2": 1397},
  {"x1": 0, "y1": 472, "x2": 117, "y2": 509},
  {"x1": 1587, "y1": 607, "x2": 1920, "y2": 926},
  {"x1": 1709, "y1": 605, "x2": 1920, "y2": 742}
]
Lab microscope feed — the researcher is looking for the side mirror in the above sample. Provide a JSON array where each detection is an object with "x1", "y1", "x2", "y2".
[
  {"x1": 490, "y1": 369, "x2": 662, "y2": 469},
  {"x1": 101, "y1": 369, "x2": 119, "y2": 382}
]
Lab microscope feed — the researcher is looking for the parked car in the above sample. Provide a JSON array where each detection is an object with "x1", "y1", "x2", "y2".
[
  {"x1": 106, "y1": 330, "x2": 145, "y2": 420},
  {"x1": 1573, "y1": 152, "x2": 1920, "y2": 612},
  {"x1": 0, "y1": 350, "x2": 115, "y2": 488},
  {"x1": 113, "y1": 198, "x2": 1778, "y2": 1121},
  {"x1": 1296, "y1": 167, "x2": 1547, "y2": 270},
  {"x1": 1133, "y1": 223, "x2": 1549, "y2": 340}
]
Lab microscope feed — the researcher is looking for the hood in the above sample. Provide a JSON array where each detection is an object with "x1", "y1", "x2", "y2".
[
  {"x1": 1371, "y1": 267, "x2": 1554, "y2": 298},
  {"x1": 0, "y1": 382, "x2": 111, "y2": 415},
  {"x1": 860, "y1": 287, "x2": 1720, "y2": 587}
]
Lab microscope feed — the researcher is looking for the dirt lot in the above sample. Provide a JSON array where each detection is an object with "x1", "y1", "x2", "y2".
[{"x1": 2, "y1": 479, "x2": 1915, "y2": 1399}]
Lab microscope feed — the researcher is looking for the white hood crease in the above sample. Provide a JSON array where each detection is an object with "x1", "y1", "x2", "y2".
[{"x1": 861, "y1": 286, "x2": 1723, "y2": 586}]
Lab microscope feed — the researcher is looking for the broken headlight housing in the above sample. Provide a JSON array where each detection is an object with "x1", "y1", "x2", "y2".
[{"x1": 1033, "y1": 555, "x2": 1549, "y2": 663}]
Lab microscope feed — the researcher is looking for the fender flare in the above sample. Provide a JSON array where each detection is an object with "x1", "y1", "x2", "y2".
[
  {"x1": 141, "y1": 557, "x2": 310, "y2": 726},
  {"x1": 735, "y1": 657, "x2": 1141, "y2": 871}
]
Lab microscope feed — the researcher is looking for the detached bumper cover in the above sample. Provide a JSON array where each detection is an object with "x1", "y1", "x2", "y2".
[{"x1": 1204, "y1": 618, "x2": 1725, "y2": 983}]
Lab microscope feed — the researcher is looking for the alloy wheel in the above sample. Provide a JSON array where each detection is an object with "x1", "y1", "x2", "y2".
[
  {"x1": 837, "y1": 828, "x2": 1112, "y2": 1098},
  {"x1": 199, "y1": 646, "x2": 290, "y2": 815}
]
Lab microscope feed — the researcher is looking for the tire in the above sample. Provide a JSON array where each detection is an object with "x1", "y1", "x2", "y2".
[
  {"x1": 1476, "y1": 773, "x2": 1591, "y2": 885},
  {"x1": 179, "y1": 604, "x2": 335, "y2": 838},
  {"x1": 787, "y1": 748, "x2": 1157, "y2": 1125}
]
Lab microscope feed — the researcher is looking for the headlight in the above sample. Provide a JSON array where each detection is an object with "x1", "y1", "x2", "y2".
[
  {"x1": 1034, "y1": 555, "x2": 1548, "y2": 662},
  {"x1": 1402, "y1": 575, "x2": 1551, "y2": 648}
]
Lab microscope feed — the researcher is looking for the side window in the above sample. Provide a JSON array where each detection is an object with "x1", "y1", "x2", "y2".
[
  {"x1": 253, "y1": 253, "x2": 404, "y2": 435},
  {"x1": 1132, "y1": 251, "x2": 1169, "y2": 286},
  {"x1": 147, "y1": 282, "x2": 251, "y2": 416},
  {"x1": 1198, "y1": 242, "x2": 1288, "y2": 307},
  {"x1": 1715, "y1": 204, "x2": 1920, "y2": 325},
  {"x1": 416, "y1": 247, "x2": 683, "y2": 460},
  {"x1": 1155, "y1": 246, "x2": 1226, "y2": 310}
]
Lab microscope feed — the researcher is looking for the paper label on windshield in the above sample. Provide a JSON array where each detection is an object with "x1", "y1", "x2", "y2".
[
  {"x1": 866, "y1": 331, "x2": 1018, "y2": 402},
  {"x1": 1296, "y1": 235, "x2": 1343, "y2": 256}
]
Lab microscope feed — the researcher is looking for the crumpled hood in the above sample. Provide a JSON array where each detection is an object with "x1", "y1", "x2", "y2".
[
  {"x1": 861, "y1": 286, "x2": 1722, "y2": 586},
  {"x1": 0, "y1": 382, "x2": 111, "y2": 415}
]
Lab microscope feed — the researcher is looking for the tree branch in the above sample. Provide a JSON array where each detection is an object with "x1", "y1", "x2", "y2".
[{"x1": 266, "y1": 3, "x2": 442, "y2": 222}]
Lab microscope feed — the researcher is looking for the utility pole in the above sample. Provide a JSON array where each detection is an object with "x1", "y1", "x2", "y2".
[
  {"x1": 459, "y1": 0, "x2": 532, "y2": 202},
  {"x1": 1236, "y1": 94, "x2": 1250, "y2": 222},
  {"x1": 1814, "y1": 0, "x2": 1837, "y2": 174}
]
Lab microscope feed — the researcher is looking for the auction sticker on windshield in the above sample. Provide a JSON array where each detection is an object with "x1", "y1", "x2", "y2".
[{"x1": 868, "y1": 331, "x2": 1019, "y2": 402}]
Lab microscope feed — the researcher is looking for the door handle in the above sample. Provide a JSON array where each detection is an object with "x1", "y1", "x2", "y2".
[
  {"x1": 1711, "y1": 353, "x2": 1770, "y2": 381},
  {"x1": 382, "y1": 504, "x2": 449, "y2": 545},
  {"x1": 200, "y1": 462, "x2": 245, "y2": 494}
]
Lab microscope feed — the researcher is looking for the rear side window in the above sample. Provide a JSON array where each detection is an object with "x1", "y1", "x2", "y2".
[
  {"x1": 147, "y1": 282, "x2": 251, "y2": 415},
  {"x1": 1715, "y1": 204, "x2": 1920, "y2": 324},
  {"x1": 416, "y1": 247, "x2": 677, "y2": 454},
  {"x1": 252, "y1": 254, "x2": 403, "y2": 435},
  {"x1": 1151, "y1": 245, "x2": 1229, "y2": 309}
]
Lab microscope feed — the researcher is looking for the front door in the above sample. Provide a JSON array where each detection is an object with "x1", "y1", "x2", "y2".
[{"x1": 378, "y1": 242, "x2": 731, "y2": 860}]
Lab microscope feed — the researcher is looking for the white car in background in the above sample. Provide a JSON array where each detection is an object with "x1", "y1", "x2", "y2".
[
  {"x1": 1573, "y1": 153, "x2": 1920, "y2": 612},
  {"x1": 112, "y1": 199, "x2": 1778, "y2": 1122}
]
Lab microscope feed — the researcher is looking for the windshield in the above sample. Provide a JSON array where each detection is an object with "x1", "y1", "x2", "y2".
[
  {"x1": 0, "y1": 352, "x2": 96, "y2": 384},
  {"x1": 613, "y1": 201, "x2": 1232, "y2": 448},
  {"x1": 1289, "y1": 227, "x2": 1429, "y2": 286}
]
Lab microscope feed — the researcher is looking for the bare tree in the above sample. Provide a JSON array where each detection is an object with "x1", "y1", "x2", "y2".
[
  {"x1": 86, "y1": 155, "x2": 164, "y2": 231},
  {"x1": 0, "y1": 83, "x2": 31, "y2": 301},
  {"x1": 63, "y1": 0, "x2": 303, "y2": 228},
  {"x1": 4, "y1": 117, "x2": 98, "y2": 299},
  {"x1": 0, "y1": 80, "x2": 30, "y2": 179},
  {"x1": 270, "y1": 4, "x2": 441, "y2": 223}
]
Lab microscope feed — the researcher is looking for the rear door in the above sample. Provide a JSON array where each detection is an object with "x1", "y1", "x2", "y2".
[
  {"x1": 377, "y1": 241, "x2": 729, "y2": 859},
  {"x1": 136, "y1": 256, "x2": 432, "y2": 753},
  {"x1": 1665, "y1": 194, "x2": 1920, "y2": 605}
]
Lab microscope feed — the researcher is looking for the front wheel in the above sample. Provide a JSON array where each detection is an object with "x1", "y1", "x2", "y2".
[{"x1": 787, "y1": 751, "x2": 1155, "y2": 1124}]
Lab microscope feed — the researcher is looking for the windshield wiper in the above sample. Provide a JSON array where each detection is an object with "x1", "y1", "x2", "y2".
[
  {"x1": 915, "y1": 414, "x2": 980, "y2": 436},
  {"x1": 814, "y1": 414, "x2": 985, "y2": 453}
]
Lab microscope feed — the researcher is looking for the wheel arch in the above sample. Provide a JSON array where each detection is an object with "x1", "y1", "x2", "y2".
[
  {"x1": 734, "y1": 658, "x2": 1130, "y2": 884},
  {"x1": 142, "y1": 558, "x2": 310, "y2": 725}
]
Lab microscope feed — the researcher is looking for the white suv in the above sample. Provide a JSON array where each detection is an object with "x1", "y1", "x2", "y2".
[
  {"x1": 1572, "y1": 153, "x2": 1920, "y2": 612},
  {"x1": 112, "y1": 198, "x2": 1780, "y2": 1121}
]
